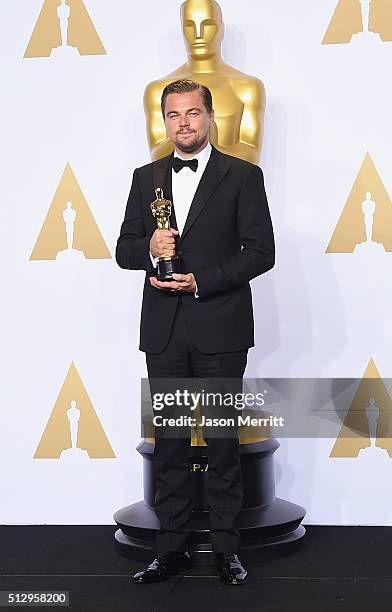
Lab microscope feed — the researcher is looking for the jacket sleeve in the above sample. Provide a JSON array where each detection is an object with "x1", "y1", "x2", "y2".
[
  {"x1": 194, "y1": 165, "x2": 275, "y2": 299},
  {"x1": 115, "y1": 169, "x2": 154, "y2": 272}
]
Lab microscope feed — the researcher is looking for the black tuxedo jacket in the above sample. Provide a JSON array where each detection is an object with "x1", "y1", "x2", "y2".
[{"x1": 116, "y1": 145, "x2": 275, "y2": 354}]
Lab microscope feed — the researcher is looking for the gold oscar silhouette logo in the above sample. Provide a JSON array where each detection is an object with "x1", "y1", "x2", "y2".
[
  {"x1": 322, "y1": 0, "x2": 392, "y2": 44},
  {"x1": 326, "y1": 152, "x2": 392, "y2": 254},
  {"x1": 30, "y1": 163, "x2": 111, "y2": 261},
  {"x1": 330, "y1": 358, "x2": 392, "y2": 458},
  {"x1": 24, "y1": 0, "x2": 106, "y2": 58},
  {"x1": 34, "y1": 362, "x2": 115, "y2": 459}
]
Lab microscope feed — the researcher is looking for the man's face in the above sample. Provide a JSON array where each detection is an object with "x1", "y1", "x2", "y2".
[{"x1": 163, "y1": 90, "x2": 214, "y2": 154}]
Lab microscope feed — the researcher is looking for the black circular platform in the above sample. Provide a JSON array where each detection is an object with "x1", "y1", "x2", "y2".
[{"x1": 114, "y1": 437, "x2": 306, "y2": 564}]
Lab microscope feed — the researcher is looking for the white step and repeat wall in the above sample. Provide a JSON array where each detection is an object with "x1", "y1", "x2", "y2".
[{"x1": 1, "y1": 0, "x2": 392, "y2": 525}]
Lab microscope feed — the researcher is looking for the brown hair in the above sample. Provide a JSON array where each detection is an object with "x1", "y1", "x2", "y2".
[{"x1": 161, "y1": 79, "x2": 213, "y2": 116}]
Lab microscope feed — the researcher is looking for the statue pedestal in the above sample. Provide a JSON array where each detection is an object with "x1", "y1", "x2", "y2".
[
  {"x1": 56, "y1": 248, "x2": 85, "y2": 261},
  {"x1": 350, "y1": 31, "x2": 382, "y2": 46},
  {"x1": 60, "y1": 447, "x2": 89, "y2": 461},
  {"x1": 358, "y1": 445, "x2": 390, "y2": 458},
  {"x1": 353, "y1": 241, "x2": 386, "y2": 254},
  {"x1": 50, "y1": 45, "x2": 80, "y2": 58},
  {"x1": 114, "y1": 438, "x2": 306, "y2": 565}
]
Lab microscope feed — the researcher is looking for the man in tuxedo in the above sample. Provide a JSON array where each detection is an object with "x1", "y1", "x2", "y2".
[{"x1": 116, "y1": 79, "x2": 275, "y2": 585}]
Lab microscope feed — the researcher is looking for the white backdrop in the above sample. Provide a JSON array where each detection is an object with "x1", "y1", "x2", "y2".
[{"x1": 1, "y1": 0, "x2": 392, "y2": 525}]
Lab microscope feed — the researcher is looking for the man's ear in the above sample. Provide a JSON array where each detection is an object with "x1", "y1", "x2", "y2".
[{"x1": 209, "y1": 109, "x2": 215, "y2": 126}]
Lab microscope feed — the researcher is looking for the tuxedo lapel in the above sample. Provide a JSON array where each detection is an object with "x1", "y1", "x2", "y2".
[
  {"x1": 179, "y1": 146, "x2": 230, "y2": 243},
  {"x1": 152, "y1": 153, "x2": 178, "y2": 231}
]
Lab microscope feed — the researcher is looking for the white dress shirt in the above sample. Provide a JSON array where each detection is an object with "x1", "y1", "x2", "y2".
[
  {"x1": 171, "y1": 141, "x2": 212, "y2": 235},
  {"x1": 150, "y1": 141, "x2": 212, "y2": 297}
]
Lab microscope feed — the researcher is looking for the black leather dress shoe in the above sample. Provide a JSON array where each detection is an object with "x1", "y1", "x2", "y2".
[
  {"x1": 133, "y1": 551, "x2": 192, "y2": 584},
  {"x1": 214, "y1": 553, "x2": 248, "y2": 585}
]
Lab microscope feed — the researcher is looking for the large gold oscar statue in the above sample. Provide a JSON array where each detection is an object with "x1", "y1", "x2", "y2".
[{"x1": 144, "y1": 0, "x2": 265, "y2": 164}]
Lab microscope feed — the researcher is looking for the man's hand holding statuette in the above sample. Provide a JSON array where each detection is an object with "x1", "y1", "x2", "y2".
[{"x1": 149, "y1": 228, "x2": 178, "y2": 258}]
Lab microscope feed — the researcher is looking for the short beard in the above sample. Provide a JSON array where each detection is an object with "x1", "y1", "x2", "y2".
[{"x1": 175, "y1": 133, "x2": 207, "y2": 154}]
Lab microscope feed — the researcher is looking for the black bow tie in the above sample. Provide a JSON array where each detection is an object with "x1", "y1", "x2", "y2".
[{"x1": 172, "y1": 157, "x2": 198, "y2": 173}]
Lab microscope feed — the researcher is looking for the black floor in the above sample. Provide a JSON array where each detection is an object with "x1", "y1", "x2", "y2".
[{"x1": 1, "y1": 525, "x2": 392, "y2": 611}]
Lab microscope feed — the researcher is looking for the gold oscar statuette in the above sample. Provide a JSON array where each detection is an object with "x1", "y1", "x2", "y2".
[{"x1": 150, "y1": 188, "x2": 182, "y2": 281}]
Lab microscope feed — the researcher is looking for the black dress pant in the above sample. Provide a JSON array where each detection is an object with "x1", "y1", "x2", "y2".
[{"x1": 145, "y1": 298, "x2": 248, "y2": 553}]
